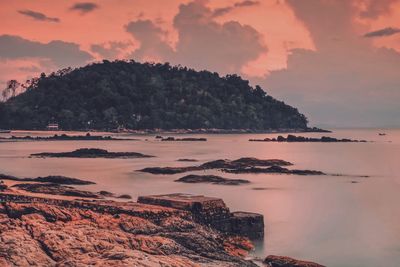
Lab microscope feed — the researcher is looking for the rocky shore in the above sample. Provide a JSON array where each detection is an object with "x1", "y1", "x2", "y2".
[
  {"x1": 0, "y1": 133, "x2": 135, "y2": 141},
  {"x1": 250, "y1": 134, "x2": 367, "y2": 143},
  {"x1": 31, "y1": 148, "x2": 153, "y2": 159}
]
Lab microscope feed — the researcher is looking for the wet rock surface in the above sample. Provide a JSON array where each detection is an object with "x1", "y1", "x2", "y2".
[
  {"x1": 31, "y1": 148, "x2": 153, "y2": 158},
  {"x1": 138, "y1": 157, "x2": 293, "y2": 175},
  {"x1": 175, "y1": 174, "x2": 250, "y2": 185},
  {"x1": 264, "y1": 255, "x2": 325, "y2": 267},
  {"x1": 0, "y1": 174, "x2": 95, "y2": 185},
  {"x1": 0, "y1": 192, "x2": 258, "y2": 266},
  {"x1": 223, "y1": 165, "x2": 325, "y2": 175},
  {"x1": 12, "y1": 183, "x2": 101, "y2": 198},
  {"x1": 250, "y1": 134, "x2": 367, "y2": 143}
]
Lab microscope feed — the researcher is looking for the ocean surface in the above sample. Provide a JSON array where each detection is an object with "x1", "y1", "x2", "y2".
[{"x1": 1, "y1": 129, "x2": 399, "y2": 267}]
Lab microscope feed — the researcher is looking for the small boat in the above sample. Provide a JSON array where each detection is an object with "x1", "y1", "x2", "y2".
[{"x1": 0, "y1": 130, "x2": 11, "y2": 133}]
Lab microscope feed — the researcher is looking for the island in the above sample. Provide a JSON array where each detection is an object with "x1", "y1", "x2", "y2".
[
  {"x1": 31, "y1": 148, "x2": 153, "y2": 159},
  {"x1": 249, "y1": 134, "x2": 367, "y2": 142}
]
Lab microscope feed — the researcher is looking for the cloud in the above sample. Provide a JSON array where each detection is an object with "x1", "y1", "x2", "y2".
[
  {"x1": 125, "y1": 1, "x2": 266, "y2": 75},
  {"x1": 91, "y1": 41, "x2": 134, "y2": 60},
  {"x1": 70, "y1": 2, "x2": 99, "y2": 14},
  {"x1": 364, "y1": 27, "x2": 400, "y2": 38},
  {"x1": 18, "y1": 10, "x2": 60, "y2": 22},
  {"x1": 212, "y1": 0, "x2": 260, "y2": 17},
  {"x1": 262, "y1": 0, "x2": 400, "y2": 127},
  {"x1": 360, "y1": 0, "x2": 399, "y2": 19},
  {"x1": 0, "y1": 35, "x2": 93, "y2": 68}
]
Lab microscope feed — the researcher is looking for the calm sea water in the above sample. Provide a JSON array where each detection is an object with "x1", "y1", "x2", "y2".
[{"x1": 1, "y1": 129, "x2": 399, "y2": 267}]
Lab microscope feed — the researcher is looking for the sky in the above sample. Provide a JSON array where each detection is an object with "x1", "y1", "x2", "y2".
[{"x1": 0, "y1": 0, "x2": 399, "y2": 127}]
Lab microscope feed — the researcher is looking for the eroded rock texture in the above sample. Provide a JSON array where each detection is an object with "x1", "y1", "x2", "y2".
[{"x1": 0, "y1": 193, "x2": 257, "y2": 267}]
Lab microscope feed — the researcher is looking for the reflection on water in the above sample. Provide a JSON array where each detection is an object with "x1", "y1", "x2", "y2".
[{"x1": 1, "y1": 129, "x2": 400, "y2": 267}]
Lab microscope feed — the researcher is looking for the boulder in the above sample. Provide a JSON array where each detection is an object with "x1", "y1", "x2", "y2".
[{"x1": 264, "y1": 255, "x2": 325, "y2": 267}]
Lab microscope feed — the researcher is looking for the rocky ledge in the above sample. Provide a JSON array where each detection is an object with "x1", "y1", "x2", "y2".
[
  {"x1": 31, "y1": 148, "x2": 153, "y2": 158},
  {"x1": 161, "y1": 137, "x2": 207, "y2": 141},
  {"x1": 0, "y1": 133, "x2": 135, "y2": 141},
  {"x1": 223, "y1": 165, "x2": 325, "y2": 175},
  {"x1": 0, "y1": 192, "x2": 261, "y2": 266},
  {"x1": 0, "y1": 174, "x2": 95, "y2": 185},
  {"x1": 175, "y1": 175, "x2": 250, "y2": 185},
  {"x1": 250, "y1": 135, "x2": 367, "y2": 143},
  {"x1": 264, "y1": 255, "x2": 325, "y2": 267},
  {"x1": 138, "y1": 157, "x2": 292, "y2": 175}
]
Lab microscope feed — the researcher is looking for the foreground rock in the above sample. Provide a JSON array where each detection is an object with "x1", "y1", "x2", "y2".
[
  {"x1": 12, "y1": 183, "x2": 101, "y2": 198},
  {"x1": 264, "y1": 255, "x2": 325, "y2": 267},
  {"x1": 0, "y1": 133, "x2": 135, "y2": 141},
  {"x1": 0, "y1": 192, "x2": 259, "y2": 266},
  {"x1": 250, "y1": 135, "x2": 367, "y2": 143},
  {"x1": 223, "y1": 165, "x2": 325, "y2": 175},
  {"x1": 138, "y1": 157, "x2": 292, "y2": 175},
  {"x1": 175, "y1": 175, "x2": 250, "y2": 185},
  {"x1": 0, "y1": 174, "x2": 95, "y2": 185},
  {"x1": 31, "y1": 148, "x2": 153, "y2": 158},
  {"x1": 138, "y1": 193, "x2": 264, "y2": 239}
]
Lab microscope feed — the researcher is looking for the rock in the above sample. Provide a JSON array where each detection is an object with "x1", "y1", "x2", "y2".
[
  {"x1": 0, "y1": 181, "x2": 7, "y2": 191},
  {"x1": 118, "y1": 194, "x2": 132, "y2": 199},
  {"x1": 161, "y1": 137, "x2": 207, "y2": 141},
  {"x1": 0, "y1": 192, "x2": 258, "y2": 266},
  {"x1": 0, "y1": 174, "x2": 95, "y2": 185},
  {"x1": 137, "y1": 193, "x2": 264, "y2": 239},
  {"x1": 31, "y1": 148, "x2": 154, "y2": 158},
  {"x1": 223, "y1": 165, "x2": 325, "y2": 176},
  {"x1": 34, "y1": 175, "x2": 95, "y2": 185},
  {"x1": 177, "y1": 158, "x2": 198, "y2": 162},
  {"x1": 249, "y1": 135, "x2": 367, "y2": 143},
  {"x1": 98, "y1": 190, "x2": 115, "y2": 197},
  {"x1": 264, "y1": 255, "x2": 325, "y2": 267},
  {"x1": 12, "y1": 183, "x2": 101, "y2": 198},
  {"x1": 175, "y1": 174, "x2": 250, "y2": 185},
  {"x1": 138, "y1": 157, "x2": 293, "y2": 175}
]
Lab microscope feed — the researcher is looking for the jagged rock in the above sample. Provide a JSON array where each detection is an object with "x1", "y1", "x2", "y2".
[
  {"x1": 0, "y1": 181, "x2": 7, "y2": 191},
  {"x1": 137, "y1": 194, "x2": 264, "y2": 239},
  {"x1": 223, "y1": 165, "x2": 325, "y2": 175},
  {"x1": 175, "y1": 175, "x2": 250, "y2": 185},
  {"x1": 0, "y1": 174, "x2": 95, "y2": 185},
  {"x1": 31, "y1": 148, "x2": 153, "y2": 158},
  {"x1": 250, "y1": 134, "x2": 367, "y2": 143},
  {"x1": 138, "y1": 157, "x2": 293, "y2": 175},
  {"x1": 264, "y1": 255, "x2": 325, "y2": 267},
  {"x1": 0, "y1": 192, "x2": 258, "y2": 266},
  {"x1": 12, "y1": 183, "x2": 101, "y2": 198}
]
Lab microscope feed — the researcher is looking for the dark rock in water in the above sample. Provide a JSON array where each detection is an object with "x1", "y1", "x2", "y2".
[
  {"x1": 0, "y1": 181, "x2": 7, "y2": 191},
  {"x1": 34, "y1": 175, "x2": 95, "y2": 185},
  {"x1": 0, "y1": 174, "x2": 95, "y2": 185},
  {"x1": 118, "y1": 194, "x2": 132, "y2": 199},
  {"x1": 12, "y1": 183, "x2": 101, "y2": 198},
  {"x1": 223, "y1": 165, "x2": 325, "y2": 175},
  {"x1": 175, "y1": 174, "x2": 250, "y2": 185},
  {"x1": 155, "y1": 135, "x2": 163, "y2": 139},
  {"x1": 31, "y1": 148, "x2": 153, "y2": 158},
  {"x1": 177, "y1": 158, "x2": 198, "y2": 162},
  {"x1": 161, "y1": 137, "x2": 207, "y2": 141},
  {"x1": 137, "y1": 193, "x2": 264, "y2": 239},
  {"x1": 138, "y1": 166, "x2": 198, "y2": 174},
  {"x1": 264, "y1": 255, "x2": 325, "y2": 267},
  {"x1": 249, "y1": 134, "x2": 367, "y2": 143},
  {"x1": 139, "y1": 157, "x2": 292, "y2": 175},
  {"x1": 98, "y1": 190, "x2": 115, "y2": 197}
]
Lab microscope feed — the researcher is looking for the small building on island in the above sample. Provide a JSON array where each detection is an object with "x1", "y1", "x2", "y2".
[{"x1": 46, "y1": 123, "x2": 59, "y2": 131}]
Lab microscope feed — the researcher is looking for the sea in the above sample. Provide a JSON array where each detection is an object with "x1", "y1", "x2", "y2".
[{"x1": 0, "y1": 129, "x2": 399, "y2": 267}]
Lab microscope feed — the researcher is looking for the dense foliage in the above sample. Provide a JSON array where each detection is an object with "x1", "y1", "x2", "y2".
[{"x1": 0, "y1": 60, "x2": 308, "y2": 130}]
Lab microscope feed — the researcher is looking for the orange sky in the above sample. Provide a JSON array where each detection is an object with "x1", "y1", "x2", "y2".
[{"x1": 1, "y1": 0, "x2": 400, "y2": 126}]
